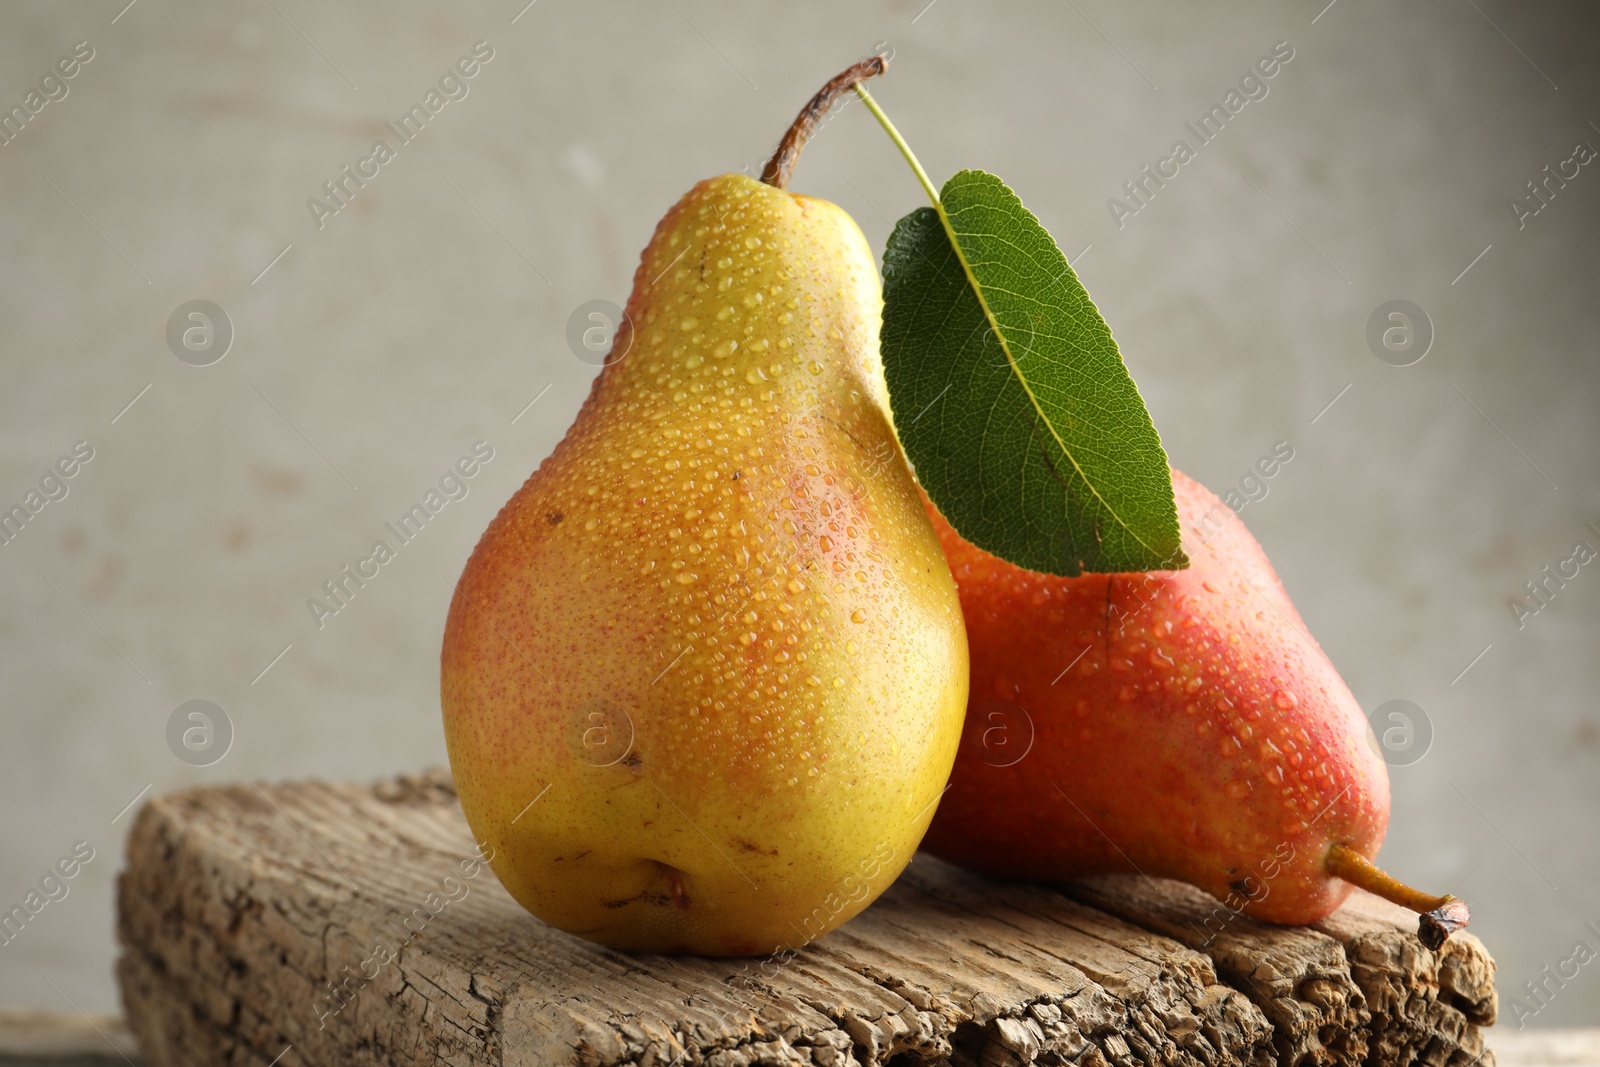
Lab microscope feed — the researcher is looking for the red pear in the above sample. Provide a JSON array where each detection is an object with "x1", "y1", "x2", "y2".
[{"x1": 921, "y1": 470, "x2": 1467, "y2": 945}]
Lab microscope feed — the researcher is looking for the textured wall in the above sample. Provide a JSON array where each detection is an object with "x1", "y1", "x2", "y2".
[{"x1": 0, "y1": 0, "x2": 1595, "y2": 1028}]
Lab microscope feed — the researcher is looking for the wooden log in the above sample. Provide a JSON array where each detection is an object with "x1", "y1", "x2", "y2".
[{"x1": 115, "y1": 771, "x2": 1497, "y2": 1066}]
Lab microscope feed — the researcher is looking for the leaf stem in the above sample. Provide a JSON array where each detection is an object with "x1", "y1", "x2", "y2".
[
  {"x1": 854, "y1": 85, "x2": 999, "y2": 363},
  {"x1": 854, "y1": 87, "x2": 1010, "y2": 366},
  {"x1": 853, "y1": 90, "x2": 1184, "y2": 572},
  {"x1": 852, "y1": 85, "x2": 943, "y2": 210},
  {"x1": 852, "y1": 87, "x2": 1042, "y2": 523}
]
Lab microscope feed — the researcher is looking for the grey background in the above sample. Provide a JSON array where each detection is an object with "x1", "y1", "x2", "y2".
[{"x1": 1, "y1": 0, "x2": 1596, "y2": 1028}]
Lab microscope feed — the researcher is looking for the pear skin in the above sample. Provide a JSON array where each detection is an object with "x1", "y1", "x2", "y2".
[
  {"x1": 921, "y1": 471, "x2": 1391, "y2": 926},
  {"x1": 441, "y1": 174, "x2": 968, "y2": 955}
]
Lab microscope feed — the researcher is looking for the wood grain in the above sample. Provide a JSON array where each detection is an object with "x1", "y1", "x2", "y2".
[{"x1": 115, "y1": 771, "x2": 1497, "y2": 1066}]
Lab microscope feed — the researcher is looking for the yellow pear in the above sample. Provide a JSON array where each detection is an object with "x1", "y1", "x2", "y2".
[{"x1": 440, "y1": 164, "x2": 968, "y2": 954}]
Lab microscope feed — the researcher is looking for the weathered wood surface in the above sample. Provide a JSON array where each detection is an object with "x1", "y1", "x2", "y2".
[
  {"x1": 1066, "y1": 879, "x2": 1496, "y2": 1067},
  {"x1": 115, "y1": 770, "x2": 1497, "y2": 1067},
  {"x1": 25, "y1": 1019, "x2": 1600, "y2": 1067}
]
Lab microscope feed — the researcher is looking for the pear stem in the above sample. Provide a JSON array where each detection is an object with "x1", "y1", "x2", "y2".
[
  {"x1": 1326, "y1": 842, "x2": 1470, "y2": 949},
  {"x1": 761, "y1": 56, "x2": 889, "y2": 190}
]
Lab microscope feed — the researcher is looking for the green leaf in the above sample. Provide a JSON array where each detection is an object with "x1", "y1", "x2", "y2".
[{"x1": 881, "y1": 169, "x2": 1186, "y2": 577}]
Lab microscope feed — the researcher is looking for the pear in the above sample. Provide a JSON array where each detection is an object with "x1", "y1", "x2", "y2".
[
  {"x1": 440, "y1": 63, "x2": 967, "y2": 956},
  {"x1": 920, "y1": 471, "x2": 1468, "y2": 946}
]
